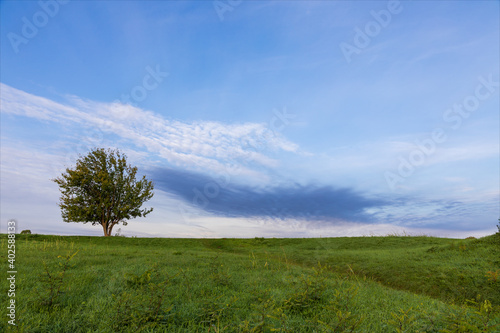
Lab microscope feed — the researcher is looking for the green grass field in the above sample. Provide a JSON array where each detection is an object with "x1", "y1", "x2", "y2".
[{"x1": 1, "y1": 233, "x2": 499, "y2": 332}]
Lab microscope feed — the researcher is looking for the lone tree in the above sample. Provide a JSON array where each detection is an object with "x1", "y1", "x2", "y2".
[{"x1": 53, "y1": 148, "x2": 154, "y2": 236}]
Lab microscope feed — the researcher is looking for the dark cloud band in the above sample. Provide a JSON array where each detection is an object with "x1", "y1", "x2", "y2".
[{"x1": 151, "y1": 167, "x2": 387, "y2": 222}]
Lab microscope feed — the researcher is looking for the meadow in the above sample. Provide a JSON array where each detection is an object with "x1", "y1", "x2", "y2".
[{"x1": 1, "y1": 233, "x2": 499, "y2": 332}]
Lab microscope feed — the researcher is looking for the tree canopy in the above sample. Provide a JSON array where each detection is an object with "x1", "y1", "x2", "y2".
[{"x1": 53, "y1": 148, "x2": 154, "y2": 236}]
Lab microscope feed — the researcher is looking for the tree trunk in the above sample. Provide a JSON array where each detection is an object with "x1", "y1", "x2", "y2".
[
  {"x1": 108, "y1": 223, "x2": 115, "y2": 237},
  {"x1": 102, "y1": 223, "x2": 110, "y2": 237},
  {"x1": 108, "y1": 222, "x2": 116, "y2": 236},
  {"x1": 102, "y1": 221, "x2": 117, "y2": 236}
]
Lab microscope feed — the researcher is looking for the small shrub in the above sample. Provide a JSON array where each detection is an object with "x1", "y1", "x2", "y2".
[
  {"x1": 197, "y1": 294, "x2": 237, "y2": 328},
  {"x1": 485, "y1": 270, "x2": 500, "y2": 283},
  {"x1": 253, "y1": 237, "x2": 266, "y2": 244},
  {"x1": 315, "y1": 310, "x2": 364, "y2": 333},
  {"x1": 387, "y1": 308, "x2": 417, "y2": 333},
  {"x1": 125, "y1": 265, "x2": 157, "y2": 287},
  {"x1": 35, "y1": 251, "x2": 78, "y2": 308},
  {"x1": 208, "y1": 256, "x2": 231, "y2": 286},
  {"x1": 113, "y1": 266, "x2": 175, "y2": 331},
  {"x1": 20, "y1": 229, "x2": 31, "y2": 234},
  {"x1": 313, "y1": 284, "x2": 364, "y2": 332},
  {"x1": 283, "y1": 274, "x2": 326, "y2": 314},
  {"x1": 427, "y1": 246, "x2": 439, "y2": 253},
  {"x1": 441, "y1": 299, "x2": 500, "y2": 333},
  {"x1": 112, "y1": 289, "x2": 174, "y2": 331},
  {"x1": 241, "y1": 294, "x2": 289, "y2": 332}
]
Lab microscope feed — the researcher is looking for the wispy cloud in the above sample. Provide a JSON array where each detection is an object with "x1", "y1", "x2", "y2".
[
  {"x1": 370, "y1": 194, "x2": 498, "y2": 231},
  {"x1": 0, "y1": 83, "x2": 299, "y2": 180}
]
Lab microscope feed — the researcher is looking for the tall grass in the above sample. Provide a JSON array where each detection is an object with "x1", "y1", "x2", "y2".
[{"x1": 1, "y1": 233, "x2": 499, "y2": 332}]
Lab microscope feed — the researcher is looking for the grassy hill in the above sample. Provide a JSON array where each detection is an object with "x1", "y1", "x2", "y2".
[{"x1": 1, "y1": 233, "x2": 499, "y2": 332}]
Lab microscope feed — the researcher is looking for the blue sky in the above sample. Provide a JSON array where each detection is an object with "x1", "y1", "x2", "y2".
[{"x1": 1, "y1": 0, "x2": 498, "y2": 238}]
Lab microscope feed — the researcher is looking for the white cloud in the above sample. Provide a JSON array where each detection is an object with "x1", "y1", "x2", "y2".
[{"x1": 0, "y1": 83, "x2": 299, "y2": 181}]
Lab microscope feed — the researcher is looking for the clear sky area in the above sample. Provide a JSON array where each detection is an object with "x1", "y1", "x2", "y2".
[{"x1": 1, "y1": 0, "x2": 498, "y2": 238}]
